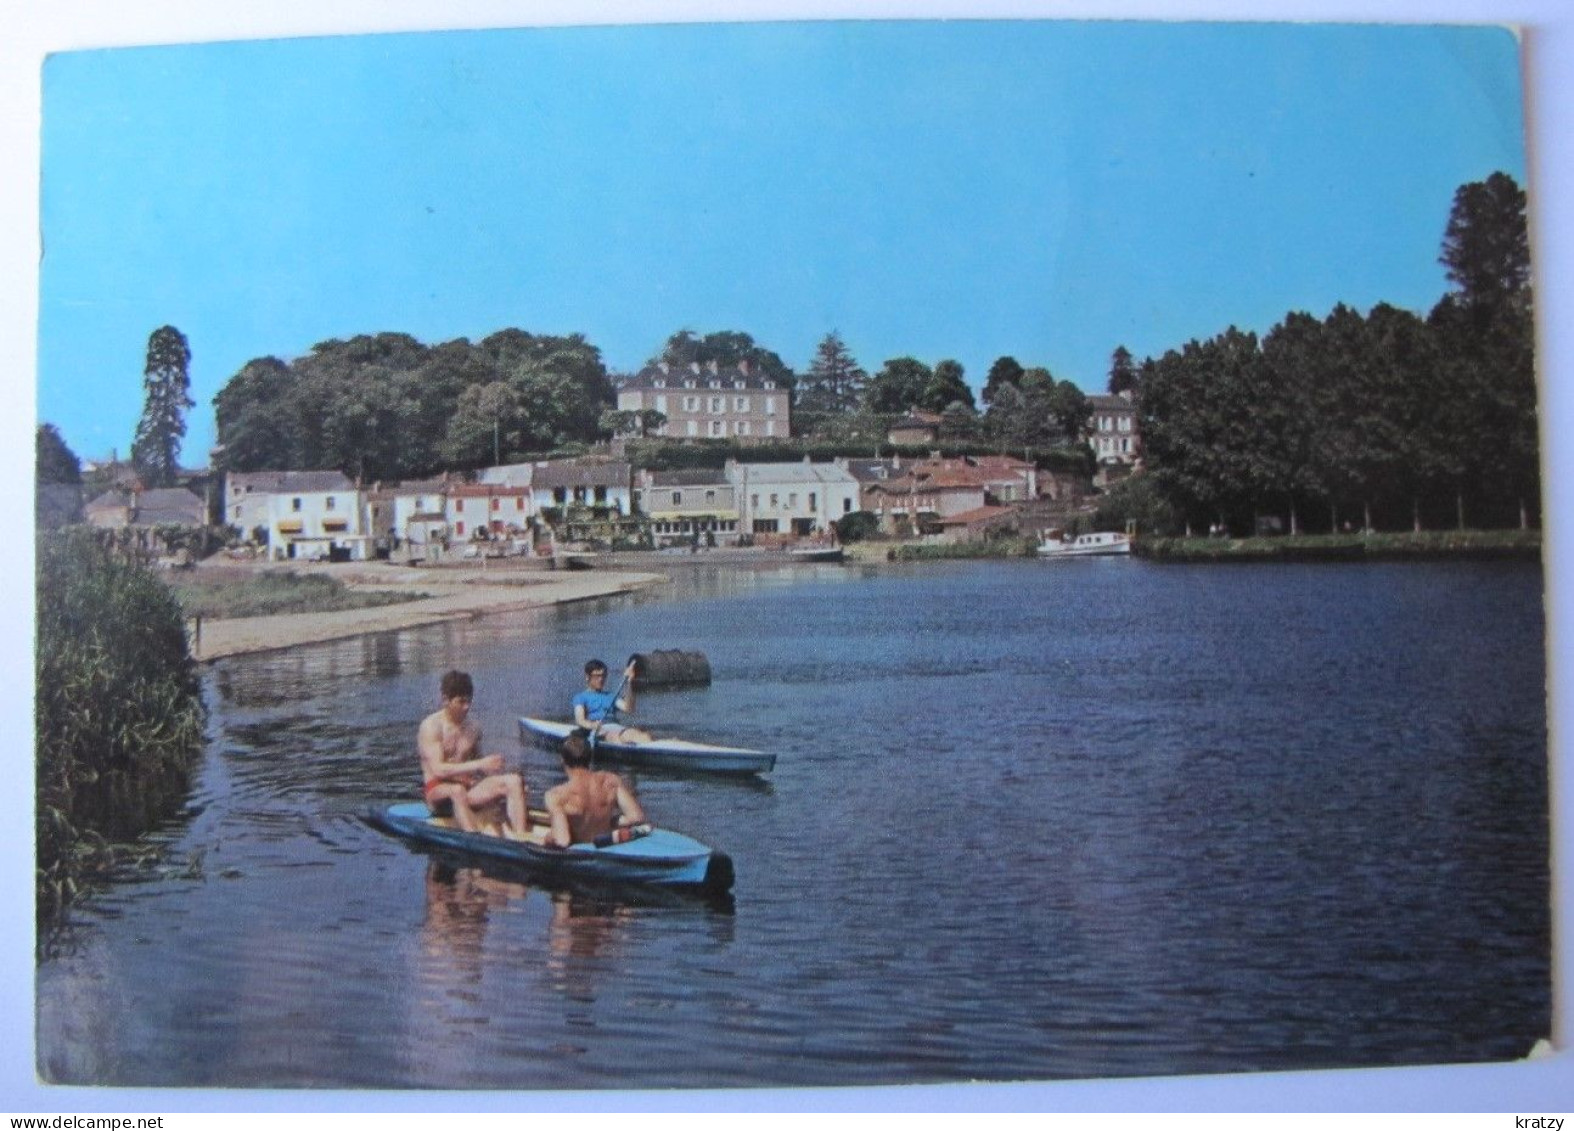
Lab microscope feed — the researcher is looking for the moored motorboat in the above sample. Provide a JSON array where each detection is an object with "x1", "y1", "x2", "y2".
[
  {"x1": 1036, "y1": 531, "x2": 1132, "y2": 558},
  {"x1": 365, "y1": 801, "x2": 734, "y2": 892},
  {"x1": 519, "y1": 716, "x2": 776, "y2": 775},
  {"x1": 785, "y1": 545, "x2": 844, "y2": 563}
]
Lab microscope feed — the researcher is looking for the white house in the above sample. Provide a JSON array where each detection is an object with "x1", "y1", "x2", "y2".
[
  {"x1": 446, "y1": 482, "x2": 534, "y2": 542},
  {"x1": 264, "y1": 470, "x2": 368, "y2": 560},
  {"x1": 726, "y1": 458, "x2": 862, "y2": 539},
  {"x1": 529, "y1": 460, "x2": 633, "y2": 518}
]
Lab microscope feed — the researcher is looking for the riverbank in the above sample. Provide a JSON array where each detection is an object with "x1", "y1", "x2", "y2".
[
  {"x1": 188, "y1": 560, "x2": 667, "y2": 660},
  {"x1": 1137, "y1": 529, "x2": 1542, "y2": 562}
]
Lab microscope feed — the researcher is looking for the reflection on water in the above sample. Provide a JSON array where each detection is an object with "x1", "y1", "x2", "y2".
[{"x1": 36, "y1": 559, "x2": 1550, "y2": 1089}]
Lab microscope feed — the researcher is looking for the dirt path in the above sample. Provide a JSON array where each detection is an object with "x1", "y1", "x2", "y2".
[{"x1": 190, "y1": 563, "x2": 668, "y2": 660}]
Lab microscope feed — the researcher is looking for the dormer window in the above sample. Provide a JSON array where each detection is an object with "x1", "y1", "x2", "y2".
[
  {"x1": 685, "y1": 379, "x2": 696, "y2": 388},
  {"x1": 734, "y1": 381, "x2": 745, "y2": 389},
  {"x1": 709, "y1": 380, "x2": 720, "y2": 388},
  {"x1": 763, "y1": 381, "x2": 776, "y2": 390},
  {"x1": 654, "y1": 378, "x2": 666, "y2": 388}
]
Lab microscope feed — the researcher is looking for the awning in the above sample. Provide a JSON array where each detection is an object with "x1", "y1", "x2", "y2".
[
  {"x1": 276, "y1": 519, "x2": 304, "y2": 533},
  {"x1": 322, "y1": 518, "x2": 349, "y2": 531}
]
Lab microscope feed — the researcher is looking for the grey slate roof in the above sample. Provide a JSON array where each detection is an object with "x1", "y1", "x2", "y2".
[
  {"x1": 227, "y1": 469, "x2": 355, "y2": 494},
  {"x1": 530, "y1": 461, "x2": 631, "y2": 489}
]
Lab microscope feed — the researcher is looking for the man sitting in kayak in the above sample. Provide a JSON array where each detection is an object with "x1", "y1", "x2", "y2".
[
  {"x1": 418, "y1": 670, "x2": 530, "y2": 839},
  {"x1": 544, "y1": 733, "x2": 647, "y2": 847},
  {"x1": 571, "y1": 658, "x2": 653, "y2": 745}
]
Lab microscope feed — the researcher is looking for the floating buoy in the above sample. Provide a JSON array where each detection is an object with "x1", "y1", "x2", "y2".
[{"x1": 628, "y1": 649, "x2": 712, "y2": 687}]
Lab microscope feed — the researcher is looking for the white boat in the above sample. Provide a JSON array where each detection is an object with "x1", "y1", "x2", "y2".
[{"x1": 1036, "y1": 531, "x2": 1132, "y2": 558}]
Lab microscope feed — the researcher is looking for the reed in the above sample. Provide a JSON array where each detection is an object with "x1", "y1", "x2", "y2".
[{"x1": 35, "y1": 530, "x2": 206, "y2": 943}]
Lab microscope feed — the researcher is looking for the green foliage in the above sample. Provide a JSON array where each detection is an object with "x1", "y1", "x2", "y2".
[
  {"x1": 214, "y1": 330, "x2": 613, "y2": 480},
  {"x1": 795, "y1": 332, "x2": 867, "y2": 426},
  {"x1": 892, "y1": 540, "x2": 1036, "y2": 561},
  {"x1": 36, "y1": 529, "x2": 207, "y2": 938},
  {"x1": 1108, "y1": 346, "x2": 1139, "y2": 396},
  {"x1": 652, "y1": 329, "x2": 795, "y2": 390},
  {"x1": 920, "y1": 360, "x2": 975, "y2": 414},
  {"x1": 131, "y1": 326, "x2": 194, "y2": 487},
  {"x1": 1092, "y1": 473, "x2": 1182, "y2": 536},
  {"x1": 863, "y1": 357, "x2": 932, "y2": 414},
  {"x1": 982, "y1": 356, "x2": 1024, "y2": 409},
  {"x1": 1139, "y1": 529, "x2": 1539, "y2": 562},
  {"x1": 834, "y1": 510, "x2": 881, "y2": 542},
  {"x1": 37, "y1": 423, "x2": 82, "y2": 484}
]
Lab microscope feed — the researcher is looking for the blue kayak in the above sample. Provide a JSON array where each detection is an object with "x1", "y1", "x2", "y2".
[
  {"x1": 519, "y1": 716, "x2": 776, "y2": 776},
  {"x1": 366, "y1": 801, "x2": 733, "y2": 892}
]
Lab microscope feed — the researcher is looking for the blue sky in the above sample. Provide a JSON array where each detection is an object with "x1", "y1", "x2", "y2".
[{"x1": 36, "y1": 19, "x2": 1527, "y2": 464}]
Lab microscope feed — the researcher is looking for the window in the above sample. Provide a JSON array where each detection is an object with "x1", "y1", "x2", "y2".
[
  {"x1": 516, "y1": 497, "x2": 525, "y2": 510},
  {"x1": 684, "y1": 396, "x2": 698, "y2": 412},
  {"x1": 709, "y1": 396, "x2": 723, "y2": 413},
  {"x1": 687, "y1": 420, "x2": 698, "y2": 437},
  {"x1": 788, "y1": 493, "x2": 797, "y2": 508},
  {"x1": 594, "y1": 486, "x2": 607, "y2": 503},
  {"x1": 491, "y1": 498, "x2": 500, "y2": 511},
  {"x1": 292, "y1": 497, "x2": 302, "y2": 512},
  {"x1": 655, "y1": 395, "x2": 667, "y2": 413},
  {"x1": 809, "y1": 492, "x2": 817, "y2": 512},
  {"x1": 735, "y1": 396, "x2": 749, "y2": 411},
  {"x1": 456, "y1": 521, "x2": 465, "y2": 536},
  {"x1": 710, "y1": 420, "x2": 724, "y2": 436},
  {"x1": 672, "y1": 491, "x2": 683, "y2": 506},
  {"x1": 326, "y1": 496, "x2": 336, "y2": 510},
  {"x1": 456, "y1": 498, "x2": 465, "y2": 511},
  {"x1": 765, "y1": 397, "x2": 776, "y2": 415},
  {"x1": 769, "y1": 493, "x2": 779, "y2": 508},
  {"x1": 654, "y1": 378, "x2": 666, "y2": 388},
  {"x1": 736, "y1": 421, "x2": 750, "y2": 436},
  {"x1": 843, "y1": 497, "x2": 853, "y2": 513},
  {"x1": 766, "y1": 421, "x2": 775, "y2": 436},
  {"x1": 553, "y1": 488, "x2": 567, "y2": 504},
  {"x1": 734, "y1": 380, "x2": 745, "y2": 390},
  {"x1": 753, "y1": 518, "x2": 779, "y2": 534},
  {"x1": 751, "y1": 494, "x2": 759, "y2": 510},
  {"x1": 705, "y1": 489, "x2": 716, "y2": 503}
]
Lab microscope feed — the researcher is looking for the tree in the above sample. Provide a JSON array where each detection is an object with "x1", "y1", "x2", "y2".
[
  {"x1": 213, "y1": 357, "x2": 301, "y2": 472},
  {"x1": 795, "y1": 332, "x2": 867, "y2": 428},
  {"x1": 919, "y1": 360, "x2": 975, "y2": 414},
  {"x1": 131, "y1": 326, "x2": 194, "y2": 487},
  {"x1": 982, "y1": 356, "x2": 1024, "y2": 409},
  {"x1": 1108, "y1": 346, "x2": 1139, "y2": 397},
  {"x1": 1440, "y1": 171, "x2": 1531, "y2": 319},
  {"x1": 864, "y1": 357, "x2": 933, "y2": 414},
  {"x1": 651, "y1": 329, "x2": 795, "y2": 390},
  {"x1": 36, "y1": 424, "x2": 81, "y2": 484}
]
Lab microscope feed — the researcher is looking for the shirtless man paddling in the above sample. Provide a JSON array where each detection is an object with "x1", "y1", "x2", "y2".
[
  {"x1": 418, "y1": 670, "x2": 529, "y2": 837},
  {"x1": 544, "y1": 733, "x2": 646, "y2": 848}
]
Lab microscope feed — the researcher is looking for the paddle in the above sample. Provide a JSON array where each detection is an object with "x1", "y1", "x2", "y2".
[{"x1": 587, "y1": 664, "x2": 632, "y2": 754}]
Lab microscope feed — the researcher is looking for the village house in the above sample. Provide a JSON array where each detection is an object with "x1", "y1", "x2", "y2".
[
  {"x1": 262, "y1": 470, "x2": 368, "y2": 561},
  {"x1": 529, "y1": 459, "x2": 633, "y2": 518},
  {"x1": 726, "y1": 458, "x2": 861, "y2": 540},
  {"x1": 445, "y1": 482, "x2": 534, "y2": 543},
  {"x1": 633, "y1": 467, "x2": 741, "y2": 547},
  {"x1": 617, "y1": 360, "x2": 791, "y2": 442},
  {"x1": 862, "y1": 464, "x2": 992, "y2": 532},
  {"x1": 886, "y1": 411, "x2": 944, "y2": 446},
  {"x1": 85, "y1": 486, "x2": 207, "y2": 530},
  {"x1": 1087, "y1": 390, "x2": 1141, "y2": 465}
]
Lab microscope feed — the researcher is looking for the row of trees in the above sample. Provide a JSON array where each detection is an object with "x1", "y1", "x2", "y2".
[
  {"x1": 1136, "y1": 172, "x2": 1536, "y2": 535},
  {"x1": 210, "y1": 322, "x2": 1098, "y2": 479},
  {"x1": 215, "y1": 330, "x2": 613, "y2": 479}
]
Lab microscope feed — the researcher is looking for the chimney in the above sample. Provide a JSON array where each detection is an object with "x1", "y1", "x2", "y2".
[
  {"x1": 706, "y1": 359, "x2": 719, "y2": 376},
  {"x1": 738, "y1": 359, "x2": 751, "y2": 377}
]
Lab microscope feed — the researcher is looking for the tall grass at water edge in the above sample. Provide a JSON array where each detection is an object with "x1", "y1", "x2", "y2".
[{"x1": 35, "y1": 530, "x2": 206, "y2": 947}]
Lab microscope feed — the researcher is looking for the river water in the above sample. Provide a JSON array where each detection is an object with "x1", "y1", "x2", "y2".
[{"x1": 36, "y1": 558, "x2": 1550, "y2": 1090}]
